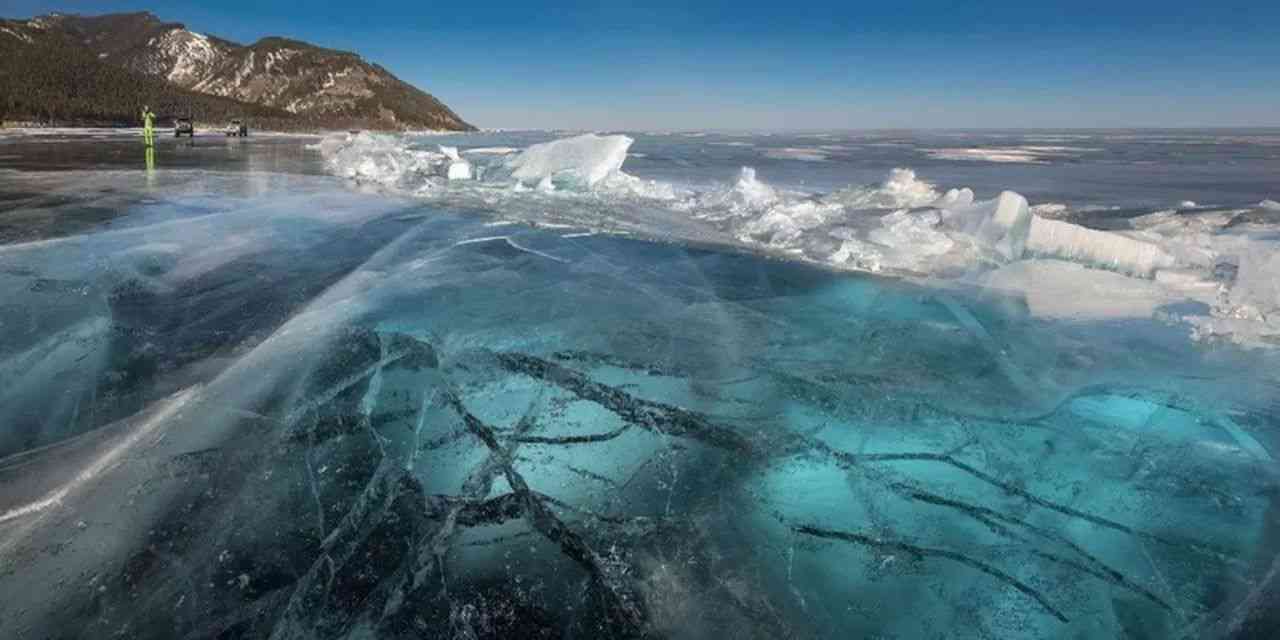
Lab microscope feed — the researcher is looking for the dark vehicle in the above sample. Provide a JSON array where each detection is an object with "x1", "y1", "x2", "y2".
[
  {"x1": 174, "y1": 118, "x2": 194, "y2": 137},
  {"x1": 225, "y1": 119, "x2": 248, "y2": 137}
]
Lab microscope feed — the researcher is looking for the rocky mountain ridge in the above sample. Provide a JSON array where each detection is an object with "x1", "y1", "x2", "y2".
[{"x1": 0, "y1": 11, "x2": 472, "y2": 130}]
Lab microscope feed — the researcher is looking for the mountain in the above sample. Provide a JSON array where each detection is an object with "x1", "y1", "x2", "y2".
[
  {"x1": 0, "y1": 16, "x2": 293, "y2": 128},
  {"x1": 0, "y1": 12, "x2": 473, "y2": 131}
]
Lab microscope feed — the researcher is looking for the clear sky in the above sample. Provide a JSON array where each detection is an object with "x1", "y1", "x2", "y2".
[{"x1": 8, "y1": 1, "x2": 1280, "y2": 130}]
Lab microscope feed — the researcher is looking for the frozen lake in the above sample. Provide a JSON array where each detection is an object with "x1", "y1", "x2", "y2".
[{"x1": 1, "y1": 129, "x2": 1279, "y2": 639}]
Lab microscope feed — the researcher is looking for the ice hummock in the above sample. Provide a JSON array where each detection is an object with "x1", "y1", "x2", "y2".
[
  {"x1": 506, "y1": 133, "x2": 632, "y2": 187},
  {"x1": 440, "y1": 145, "x2": 473, "y2": 180},
  {"x1": 1026, "y1": 216, "x2": 1176, "y2": 277},
  {"x1": 318, "y1": 132, "x2": 447, "y2": 189},
  {"x1": 310, "y1": 131, "x2": 1280, "y2": 347}
]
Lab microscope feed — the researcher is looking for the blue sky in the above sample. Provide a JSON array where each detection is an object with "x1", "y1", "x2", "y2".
[{"x1": 8, "y1": 1, "x2": 1280, "y2": 129}]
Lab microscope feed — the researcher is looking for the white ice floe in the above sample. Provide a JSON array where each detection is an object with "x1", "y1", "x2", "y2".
[
  {"x1": 463, "y1": 147, "x2": 520, "y2": 155},
  {"x1": 1030, "y1": 203, "x2": 1070, "y2": 218},
  {"x1": 925, "y1": 146, "x2": 1096, "y2": 164},
  {"x1": 446, "y1": 162, "x2": 473, "y2": 180},
  {"x1": 763, "y1": 147, "x2": 829, "y2": 161},
  {"x1": 506, "y1": 134, "x2": 632, "y2": 187}
]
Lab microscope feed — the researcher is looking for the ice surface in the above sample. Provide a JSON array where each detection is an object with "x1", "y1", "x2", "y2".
[
  {"x1": 983, "y1": 260, "x2": 1179, "y2": 319},
  {"x1": 1, "y1": 161, "x2": 1278, "y2": 639}
]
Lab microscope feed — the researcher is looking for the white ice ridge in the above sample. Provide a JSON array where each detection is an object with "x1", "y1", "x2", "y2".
[
  {"x1": 506, "y1": 134, "x2": 633, "y2": 187},
  {"x1": 1026, "y1": 217, "x2": 1175, "y2": 277},
  {"x1": 311, "y1": 133, "x2": 1280, "y2": 345}
]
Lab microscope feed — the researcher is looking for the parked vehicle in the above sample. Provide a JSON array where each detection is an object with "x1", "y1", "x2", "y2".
[
  {"x1": 174, "y1": 118, "x2": 194, "y2": 137},
  {"x1": 225, "y1": 119, "x2": 248, "y2": 137}
]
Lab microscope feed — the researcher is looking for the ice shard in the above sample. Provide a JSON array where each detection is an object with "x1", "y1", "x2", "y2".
[
  {"x1": 944, "y1": 190, "x2": 1033, "y2": 260},
  {"x1": 507, "y1": 134, "x2": 633, "y2": 187}
]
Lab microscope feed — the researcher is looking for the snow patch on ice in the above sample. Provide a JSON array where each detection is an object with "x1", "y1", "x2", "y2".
[
  {"x1": 463, "y1": 147, "x2": 519, "y2": 155},
  {"x1": 763, "y1": 148, "x2": 829, "y2": 162},
  {"x1": 926, "y1": 146, "x2": 1095, "y2": 164}
]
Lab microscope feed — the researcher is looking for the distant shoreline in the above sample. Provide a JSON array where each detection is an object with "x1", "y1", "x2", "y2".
[{"x1": 0, "y1": 124, "x2": 467, "y2": 137}]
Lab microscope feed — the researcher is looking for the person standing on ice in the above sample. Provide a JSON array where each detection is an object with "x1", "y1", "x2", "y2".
[{"x1": 141, "y1": 105, "x2": 155, "y2": 147}]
